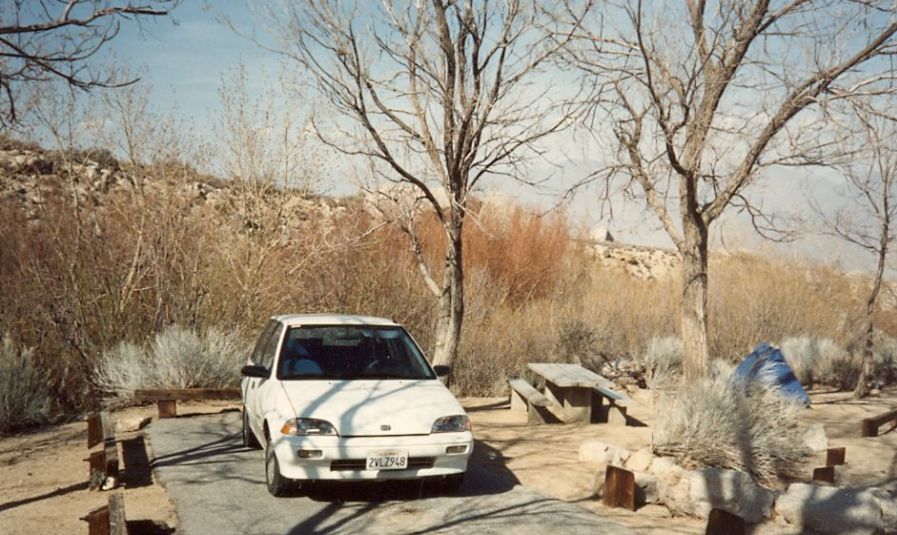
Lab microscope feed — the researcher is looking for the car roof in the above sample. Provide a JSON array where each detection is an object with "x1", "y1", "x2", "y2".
[{"x1": 272, "y1": 314, "x2": 399, "y2": 328}]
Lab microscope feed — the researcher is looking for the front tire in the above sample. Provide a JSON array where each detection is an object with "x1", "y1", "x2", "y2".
[
  {"x1": 242, "y1": 408, "x2": 261, "y2": 450},
  {"x1": 265, "y1": 441, "x2": 293, "y2": 497}
]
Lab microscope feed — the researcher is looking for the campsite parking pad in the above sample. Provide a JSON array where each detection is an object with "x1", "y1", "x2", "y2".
[{"x1": 148, "y1": 411, "x2": 632, "y2": 535}]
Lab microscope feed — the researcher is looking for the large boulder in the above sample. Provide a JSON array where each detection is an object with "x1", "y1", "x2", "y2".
[
  {"x1": 687, "y1": 468, "x2": 777, "y2": 523},
  {"x1": 649, "y1": 459, "x2": 776, "y2": 523},
  {"x1": 775, "y1": 483, "x2": 897, "y2": 534},
  {"x1": 651, "y1": 457, "x2": 691, "y2": 514}
]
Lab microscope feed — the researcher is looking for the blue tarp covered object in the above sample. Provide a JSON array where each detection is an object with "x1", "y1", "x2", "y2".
[{"x1": 730, "y1": 342, "x2": 811, "y2": 407}]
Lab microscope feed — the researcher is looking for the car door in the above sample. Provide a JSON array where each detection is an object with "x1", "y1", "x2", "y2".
[
  {"x1": 244, "y1": 320, "x2": 277, "y2": 429},
  {"x1": 251, "y1": 321, "x2": 285, "y2": 433}
]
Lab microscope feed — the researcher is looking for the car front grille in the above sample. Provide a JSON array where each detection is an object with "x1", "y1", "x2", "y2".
[{"x1": 329, "y1": 457, "x2": 435, "y2": 471}]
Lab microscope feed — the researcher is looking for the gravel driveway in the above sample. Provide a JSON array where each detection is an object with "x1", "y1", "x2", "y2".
[{"x1": 148, "y1": 411, "x2": 632, "y2": 534}]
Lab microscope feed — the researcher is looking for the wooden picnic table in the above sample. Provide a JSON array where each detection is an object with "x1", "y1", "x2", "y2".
[{"x1": 527, "y1": 363, "x2": 612, "y2": 423}]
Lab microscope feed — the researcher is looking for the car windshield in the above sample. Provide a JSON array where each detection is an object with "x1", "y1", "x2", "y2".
[{"x1": 276, "y1": 326, "x2": 436, "y2": 381}]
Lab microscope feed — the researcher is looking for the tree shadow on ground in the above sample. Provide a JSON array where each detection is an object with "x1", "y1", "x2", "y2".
[{"x1": 0, "y1": 481, "x2": 88, "y2": 513}]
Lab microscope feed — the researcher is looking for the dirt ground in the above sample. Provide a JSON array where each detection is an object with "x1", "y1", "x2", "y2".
[{"x1": 1, "y1": 390, "x2": 895, "y2": 535}]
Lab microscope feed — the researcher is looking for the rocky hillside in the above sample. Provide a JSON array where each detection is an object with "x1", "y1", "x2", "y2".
[{"x1": 0, "y1": 143, "x2": 357, "y2": 235}]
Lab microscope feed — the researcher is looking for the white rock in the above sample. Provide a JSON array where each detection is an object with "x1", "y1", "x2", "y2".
[
  {"x1": 634, "y1": 471, "x2": 660, "y2": 504},
  {"x1": 578, "y1": 439, "x2": 630, "y2": 465},
  {"x1": 802, "y1": 423, "x2": 829, "y2": 452},
  {"x1": 775, "y1": 483, "x2": 887, "y2": 534},
  {"x1": 687, "y1": 468, "x2": 777, "y2": 523},
  {"x1": 625, "y1": 447, "x2": 654, "y2": 473},
  {"x1": 651, "y1": 457, "x2": 691, "y2": 514}
]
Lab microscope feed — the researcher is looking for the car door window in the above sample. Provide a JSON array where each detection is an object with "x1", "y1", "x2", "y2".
[
  {"x1": 251, "y1": 321, "x2": 277, "y2": 364},
  {"x1": 259, "y1": 323, "x2": 284, "y2": 370}
]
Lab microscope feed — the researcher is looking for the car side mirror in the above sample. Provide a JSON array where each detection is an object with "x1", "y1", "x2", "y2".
[
  {"x1": 433, "y1": 365, "x2": 451, "y2": 377},
  {"x1": 241, "y1": 364, "x2": 270, "y2": 379}
]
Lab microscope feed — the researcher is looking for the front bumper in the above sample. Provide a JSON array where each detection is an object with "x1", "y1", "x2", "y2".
[{"x1": 271, "y1": 431, "x2": 474, "y2": 481}]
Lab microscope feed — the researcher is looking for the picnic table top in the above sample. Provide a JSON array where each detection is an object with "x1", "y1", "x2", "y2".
[{"x1": 527, "y1": 362, "x2": 615, "y2": 389}]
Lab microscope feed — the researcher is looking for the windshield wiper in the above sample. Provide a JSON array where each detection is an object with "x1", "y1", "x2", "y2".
[
  {"x1": 362, "y1": 373, "x2": 419, "y2": 380},
  {"x1": 281, "y1": 374, "x2": 345, "y2": 380}
]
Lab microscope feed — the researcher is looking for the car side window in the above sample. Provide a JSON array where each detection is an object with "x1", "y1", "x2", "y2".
[
  {"x1": 251, "y1": 321, "x2": 277, "y2": 364},
  {"x1": 259, "y1": 322, "x2": 284, "y2": 370}
]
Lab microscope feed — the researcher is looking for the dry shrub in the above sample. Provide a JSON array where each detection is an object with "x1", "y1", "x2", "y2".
[
  {"x1": 780, "y1": 337, "x2": 856, "y2": 388},
  {"x1": 653, "y1": 372, "x2": 811, "y2": 488},
  {"x1": 639, "y1": 336, "x2": 683, "y2": 389},
  {"x1": 0, "y1": 335, "x2": 51, "y2": 433},
  {"x1": 96, "y1": 325, "x2": 251, "y2": 406}
]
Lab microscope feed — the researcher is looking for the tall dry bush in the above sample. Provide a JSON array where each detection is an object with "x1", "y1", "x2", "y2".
[{"x1": 709, "y1": 254, "x2": 857, "y2": 360}]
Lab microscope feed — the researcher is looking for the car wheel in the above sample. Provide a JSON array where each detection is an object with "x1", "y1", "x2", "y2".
[
  {"x1": 242, "y1": 408, "x2": 261, "y2": 450},
  {"x1": 440, "y1": 473, "x2": 464, "y2": 493},
  {"x1": 265, "y1": 441, "x2": 293, "y2": 497}
]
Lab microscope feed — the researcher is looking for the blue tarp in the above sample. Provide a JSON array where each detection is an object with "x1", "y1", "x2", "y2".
[{"x1": 730, "y1": 342, "x2": 811, "y2": 407}]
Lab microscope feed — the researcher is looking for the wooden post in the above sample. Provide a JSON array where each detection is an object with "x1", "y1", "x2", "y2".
[
  {"x1": 81, "y1": 504, "x2": 110, "y2": 535},
  {"x1": 603, "y1": 465, "x2": 636, "y2": 510},
  {"x1": 813, "y1": 466, "x2": 835, "y2": 484},
  {"x1": 826, "y1": 447, "x2": 846, "y2": 466},
  {"x1": 705, "y1": 508, "x2": 745, "y2": 535},
  {"x1": 87, "y1": 413, "x2": 103, "y2": 448},
  {"x1": 862, "y1": 418, "x2": 878, "y2": 437},
  {"x1": 157, "y1": 400, "x2": 177, "y2": 419}
]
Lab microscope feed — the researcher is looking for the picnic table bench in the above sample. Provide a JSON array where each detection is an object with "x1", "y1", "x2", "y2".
[
  {"x1": 81, "y1": 492, "x2": 127, "y2": 535},
  {"x1": 861, "y1": 407, "x2": 897, "y2": 437},
  {"x1": 508, "y1": 378, "x2": 556, "y2": 424},
  {"x1": 515, "y1": 363, "x2": 633, "y2": 425},
  {"x1": 134, "y1": 388, "x2": 242, "y2": 418}
]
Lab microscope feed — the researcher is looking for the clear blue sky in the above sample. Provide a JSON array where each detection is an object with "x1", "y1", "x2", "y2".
[
  {"x1": 87, "y1": 2, "x2": 882, "y2": 271},
  {"x1": 99, "y1": 2, "x2": 274, "y2": 132}
]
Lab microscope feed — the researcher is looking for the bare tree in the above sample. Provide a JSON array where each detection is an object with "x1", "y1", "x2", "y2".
[
  {"x1": 260, "y1": 0, "x2": 590, "y2": 368},
  {"x1": 814, "y1": 102, "x2": 897, "y2": 398},
  {"x1": 0, "y1": 0, "x2": 176, "y2": 126},
  {"x1": 562, "y1": 0, "x2": 897, "y2": 379}
]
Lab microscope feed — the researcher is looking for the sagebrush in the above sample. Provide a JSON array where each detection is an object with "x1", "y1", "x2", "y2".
[
  {"x1": 0, "y1": 335, "x2": 51, "y2": 433},
  {"x1": 653, "y1": 371, "x2": 811, "y2": 488},
  {"x1": 96, "y1": 325, "x2": 251, "y2": 406}
]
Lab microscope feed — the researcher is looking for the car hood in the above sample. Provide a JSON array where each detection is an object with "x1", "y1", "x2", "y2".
[{"x1": 278, "y1": 379, "x2": 465, "y2": 436}]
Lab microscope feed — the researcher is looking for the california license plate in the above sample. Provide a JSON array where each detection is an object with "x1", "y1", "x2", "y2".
[{"x1": 366, "y1": 450, "x2": 408, "y2": 470}]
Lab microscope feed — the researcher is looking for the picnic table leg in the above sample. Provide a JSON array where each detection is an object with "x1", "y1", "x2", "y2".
[
  {"x1": 591, "y1": 393, "x2": 628, "y2": 426},
  {"x1": 563, "y1": 387, "x2": 592, "y2": 423}
]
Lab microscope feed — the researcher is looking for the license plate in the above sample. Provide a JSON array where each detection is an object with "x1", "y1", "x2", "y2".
[{"x1": 366, "y1": 450, "x2": 408, "y2": 471}]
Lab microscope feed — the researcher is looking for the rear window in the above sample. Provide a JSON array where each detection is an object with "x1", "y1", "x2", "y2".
[{"x1": 276, "y1": 326, "x2": 436, "y2": 381}]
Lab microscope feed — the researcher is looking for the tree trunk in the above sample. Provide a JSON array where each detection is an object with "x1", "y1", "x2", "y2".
[
  {"x1": 680, "y1": 215, "x2": 710, "y2": 381},
  {"x1": 854, "y1": 238, "x2": 887, "y2": 398},
  {"x1": 432, "y1": 221, "x2": 464, "y2": 369}
]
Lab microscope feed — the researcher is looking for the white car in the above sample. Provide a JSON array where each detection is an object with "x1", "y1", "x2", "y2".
[{"x1": 240, "y1": 314, "x2": 474, "y2": 497}]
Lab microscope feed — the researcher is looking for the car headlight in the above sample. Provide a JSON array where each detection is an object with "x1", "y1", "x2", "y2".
[
  {"x1": 431, "y1": 415, "x2": 470, "y2": 433},
  {"x1": 280, "y1": 418, "x2": 338, "y2": 436}
]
